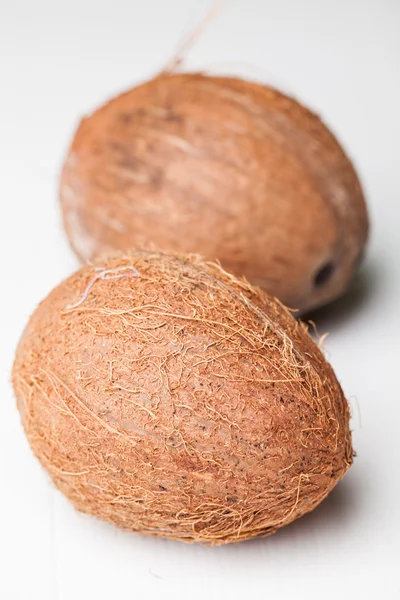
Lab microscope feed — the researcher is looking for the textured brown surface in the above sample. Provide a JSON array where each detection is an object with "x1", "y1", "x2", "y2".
[
  {"x1": 60, "y1": 72, "x2": 369, "y2": 313},
  {"x1": 13, "y1": 251, "x2": 353, "y2": 544}
]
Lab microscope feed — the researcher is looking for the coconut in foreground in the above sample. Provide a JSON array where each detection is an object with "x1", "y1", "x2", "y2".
[
  {"x1": 60, "y1": 72, "x2": 368, "y2": 313},
  {"x1": 13, "y1": 251, "x2": 353, "y2": 544}
]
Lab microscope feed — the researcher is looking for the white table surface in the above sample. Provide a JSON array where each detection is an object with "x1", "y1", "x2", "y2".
[{"x1": 1, "y1": 1, "x2": 399, "y2": 598}]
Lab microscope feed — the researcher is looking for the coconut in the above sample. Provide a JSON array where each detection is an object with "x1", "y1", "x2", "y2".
[
  {"x1": 13, "y1": 251, "x2": 353, "y2": 544},
  {"x1": 60, "y1": 72, "x2": 368, "y2": 313}
]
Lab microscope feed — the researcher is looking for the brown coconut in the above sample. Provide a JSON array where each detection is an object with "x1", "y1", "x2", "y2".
[
  {"x1": 60, "y1": 72, "x2": 369, "y2": 313},
  {"x1": 13, "y1": 251, "x2": 353, "y2": 544}
]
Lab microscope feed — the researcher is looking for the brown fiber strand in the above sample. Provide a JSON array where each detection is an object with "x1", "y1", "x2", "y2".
[
  {"x1": 13, "y1": 251, "x2": 353, "y2": 545},
  {"x1": 162, "y1": 1, "x2": 228, "y2": 75},
  {"x1": 60, "y1": 72, "x2": 369, "y2": 313}
]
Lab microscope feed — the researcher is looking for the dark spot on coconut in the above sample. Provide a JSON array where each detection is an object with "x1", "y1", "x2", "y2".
[
  {"x1": 166, "y1": 112, "x2": 183, "y2": 124},
  {"x1": 119, "y1": 113, "x2": 132, "y2": 124},
  {"x1": 314, "y1": 261, "x2": 335, "y2": 288}
]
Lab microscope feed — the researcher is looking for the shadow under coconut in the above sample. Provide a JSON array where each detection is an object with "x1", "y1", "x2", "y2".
[
  {"x1": 231, "y1": 474, "x2": 361, "y2": 552},
  {"x1": 73, "y1": 473, "x2": 362, "y2": 559},
  {"x1": 303, "y1": 258, "x2": 381, "y2": 332}
]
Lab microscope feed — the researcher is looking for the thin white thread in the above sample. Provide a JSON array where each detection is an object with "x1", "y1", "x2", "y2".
[{"x1": 66, "y1": 266, "x2": 140, "y2": 310}]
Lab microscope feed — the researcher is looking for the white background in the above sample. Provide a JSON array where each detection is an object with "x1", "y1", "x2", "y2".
[{"x1": 1, "y1": 0, "x2": 399, "y2": 598}]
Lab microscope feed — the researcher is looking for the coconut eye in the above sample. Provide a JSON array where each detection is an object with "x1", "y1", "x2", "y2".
[{"x1": 314, "y1": 261, "x2": 335, "y2": 288}]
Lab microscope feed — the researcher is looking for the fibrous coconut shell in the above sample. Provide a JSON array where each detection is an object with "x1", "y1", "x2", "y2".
[
  {"x1": 60, "y1": 72, "x2": 369, "y2": 313},
  {"x1": 13, "y1": 251, "x2": 353, "y2": 544}
]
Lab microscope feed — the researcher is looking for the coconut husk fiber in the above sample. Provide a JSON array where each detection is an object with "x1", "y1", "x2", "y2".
[
  {"x1": 60, "y1": 72, "x2": 369, "y2": 313},
  {"x1": 13, "y1": 251, "x2": 353, "y2": 545}
]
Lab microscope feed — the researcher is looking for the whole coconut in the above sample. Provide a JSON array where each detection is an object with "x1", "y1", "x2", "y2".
[
  {"x1": 13, "y1": 251, "x2": 352, "y2": 544},
  {"x1": 60, "y1": 72, "x2": 368, "y2": 313}
]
